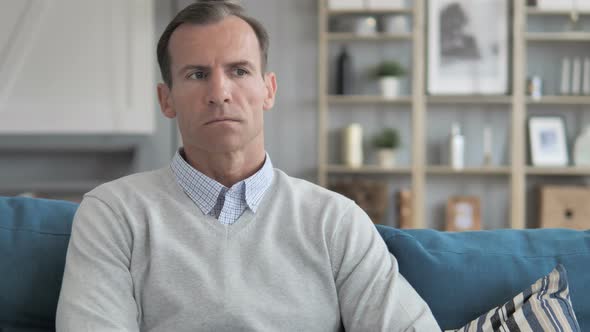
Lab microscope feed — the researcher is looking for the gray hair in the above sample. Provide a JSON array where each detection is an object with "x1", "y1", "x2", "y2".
[{"x1": 157, "y1": 0, "x2": 270, "y2": 87}]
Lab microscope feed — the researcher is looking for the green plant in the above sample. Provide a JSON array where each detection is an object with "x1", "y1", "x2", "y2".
[
  {"x1": 372, "y1": 128, "x2": 400, "y2": 149},
  {"x1": 373, "y1": 60, "x2": 406, "y2": 78}
]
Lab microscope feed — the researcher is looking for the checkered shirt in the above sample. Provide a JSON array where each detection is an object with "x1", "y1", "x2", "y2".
[{"x1": 170, "y1": 149, "x2": 274, "y2": 225}]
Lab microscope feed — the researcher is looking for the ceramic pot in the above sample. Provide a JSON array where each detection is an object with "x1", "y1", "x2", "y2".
[
  {"x1": 379, "y1": 77, "x2": 400, "y2": 98},
  {"x1": 376, "y1": 148, "x2": 396, "y2": 168}
]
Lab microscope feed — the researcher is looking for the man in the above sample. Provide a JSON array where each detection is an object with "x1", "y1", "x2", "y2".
[{"x1": 56, "y1": 1, "x2": 440, "y2": 331}]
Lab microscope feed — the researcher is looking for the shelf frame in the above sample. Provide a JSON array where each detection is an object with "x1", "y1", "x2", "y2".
[
  {"x1": 526, "y1": 167, "x2": 590, "y2": 176},
  {"x1": 427, "y1": 95, "x2": 513, "y2": 105},
  {"x1": 526, "y1": 32, "x2": 590, "y2": 41},
  {"x1": 327, "y1": 32, "x2": 413, "y2": 41},
  {"x1": 526, "y1": 96, "x2": 590, "y2": 105},
  {"x1": 327, "y1": 165, "x2": 412, "y2": 174},
  {"x1": 327, "y1": 95, "x2": 412, "y2": 104},
  {"x1": 327, "y1": 8, "x2": 413, "y2": 15},
  {"x1": 427, "y1": 166, "x2": 511, "y2": 175},
  {"x1": 526, "y1": 8, "x2": 590, "y2": 15},
  {"x1": 317, "y1": 0, "x2": 589, "y2": 230}
]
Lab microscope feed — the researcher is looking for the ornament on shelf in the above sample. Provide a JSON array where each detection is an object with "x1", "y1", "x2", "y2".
[
  {"x1": 449, "y1": 123, "x2": 465, "y2": 170},
  {"x1": 335, "y1": 45, "x2": 353, "y2": 95},
  {"x1": 527, "y1": 75, "x2": 542, "y2": 100},
  {"x1": 396, "y1": 189, "x2": 412, "y2": 229},
  {"x1": 573, "y1": 125, "x2": 590, "y2": 166},
  {"x1": 561, "y1": 57, "x2": 571, "y2": 95},
  {"x1": 483, "y1": 127, "x2": 493, "y2": 166},
  {"x1": 342, "y1": 123, "x2": 363, "y2": 168},
  {"x1": 329, "y1": 180, "x2": 388, "y2": 224},
  {"x1": 353, "y1": 16, "x2": 377, "y2": 36},
  {"x1": 572, "y1": 57, "x2": 582, "y2": 95},
  {"x1": 583, "y1": 57, "x2": 590, "y2": 95}
]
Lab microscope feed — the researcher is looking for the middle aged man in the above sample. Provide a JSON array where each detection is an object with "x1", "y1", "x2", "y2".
[{"x1": 56, "y1": 1, "x2": 441, "y2": 331}]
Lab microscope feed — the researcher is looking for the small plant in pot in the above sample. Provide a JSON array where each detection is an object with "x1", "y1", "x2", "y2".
[
  {"x1": 373, "y1": 60, "x2": 405, "y2": 98},
  {"x1": 372, "y1": 127, "x2": 400, "y2": 168}
]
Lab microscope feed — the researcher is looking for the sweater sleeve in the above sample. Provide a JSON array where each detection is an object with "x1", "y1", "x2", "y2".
[
  {"x1": 329, "y1": 203, "x2": 441, "y2": 332},
  {"x1": 56, "y1": 195, "x2": 140, "y2": 331}
]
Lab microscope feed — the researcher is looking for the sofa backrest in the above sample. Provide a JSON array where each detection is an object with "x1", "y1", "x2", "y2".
[
  {"x1": 376, "y1": 224, "x2": 590, "y2": 331},
  {"x1": 0, "y1": 196, "x2": 77, "y2": 330}
]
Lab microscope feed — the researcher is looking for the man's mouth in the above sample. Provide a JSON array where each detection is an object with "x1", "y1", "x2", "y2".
[{"x1": 205, "y1": 118, "x2": 240, "y2": 125}]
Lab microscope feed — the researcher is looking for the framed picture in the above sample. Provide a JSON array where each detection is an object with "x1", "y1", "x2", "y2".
[
  {"x1": 528, "y1": 116, "x2": 569, "y2": 166},
  {"x1": 446, "y1": 196, "x2": 481, "y2": 231},
  {"x1": 427, "y1": 0, "x2": 509, "y2": 95}
]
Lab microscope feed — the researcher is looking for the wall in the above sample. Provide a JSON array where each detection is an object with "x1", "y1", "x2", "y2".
[{"x1": 0, "y1": 0, "x2": 318, "y2": 201}]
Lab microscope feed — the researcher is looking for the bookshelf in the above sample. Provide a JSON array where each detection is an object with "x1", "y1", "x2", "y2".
[{"x1": 317, "y1": 0, "x2": 590, "y2": 229}]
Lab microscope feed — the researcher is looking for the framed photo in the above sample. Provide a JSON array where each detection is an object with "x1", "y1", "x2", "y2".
[
  {"x1": 427, "y1": 0, "x2": 509, "y2": 95},
  {"x1": 446, "y1": 196, "x2": 481, "y2": 231},
  {"x1": 528, "y1": 116, "x2": 569, "y2": 166}
]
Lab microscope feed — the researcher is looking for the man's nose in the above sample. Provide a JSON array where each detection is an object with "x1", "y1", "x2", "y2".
[{"x1": 207, "y1": 70, "x2": 231, "y2": 105}]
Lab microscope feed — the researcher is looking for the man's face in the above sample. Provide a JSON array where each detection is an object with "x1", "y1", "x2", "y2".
[{"x1": 158, "y1": 16, "x2": 277, "y2": 155}]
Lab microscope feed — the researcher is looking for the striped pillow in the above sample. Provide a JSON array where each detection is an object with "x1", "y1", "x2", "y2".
[{"x1": 453, "y1": 264, "x2": 580, "y2": 332}]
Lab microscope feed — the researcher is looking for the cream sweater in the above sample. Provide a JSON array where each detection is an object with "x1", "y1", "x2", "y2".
[{"x1": 56, "y1": 167, "x2": 439, "y2": 331}]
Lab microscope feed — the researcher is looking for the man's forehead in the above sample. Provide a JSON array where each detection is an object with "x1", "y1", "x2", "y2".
[{"x1": 167, "y1": 17, "x2": 262, "y2": 70}]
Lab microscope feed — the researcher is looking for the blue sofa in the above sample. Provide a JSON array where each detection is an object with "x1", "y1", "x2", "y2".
[{"x1": 1, "y1": 196, "x2": 589, "y2": 331}]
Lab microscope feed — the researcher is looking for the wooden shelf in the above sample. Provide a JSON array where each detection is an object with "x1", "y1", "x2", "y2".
[
  {"x1": 526, "y1": 32, "x2": 590, "y2": 41},
  {"x1": 427, "y1": 166, "x2": 511, "y2": 175},
  {"x1": 327, "y1": 32, "x2": 412, "y2": 41},
  {"x1": 526, "y1": 167, "x2": 590, "y2": 176},
  {"x1": 526, "y1": 8, "x2": 590, "y2": 15},
  {"x1": 427, "y1": 95, "x2": 513, "y2": 105},
  {"x1": 526, "y1": 96, "x2": 590, "y2": 105},
  {"x1": 327, "y1": 95, "x2": 412, "y2": 104},
  {"x1": 327, "y1": 8, "x2": 413, "y2": 15},
  {"x1": 326, "y1": 164, "x2": 412, "y2": 174}
]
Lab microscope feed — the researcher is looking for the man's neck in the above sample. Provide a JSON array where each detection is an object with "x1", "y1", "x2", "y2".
[{"x1": 183, "y1": 148, "x2": 266, "y2": 188}]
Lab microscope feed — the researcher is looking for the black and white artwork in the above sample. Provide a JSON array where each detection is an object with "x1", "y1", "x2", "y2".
[{"x1": 428, "y1": 0, "x2": 508, "y2": 95}]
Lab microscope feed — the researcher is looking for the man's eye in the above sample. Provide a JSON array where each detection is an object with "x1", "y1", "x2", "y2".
[
  {"x1": 188, "y1": 72, "x2": 205, "y2": 80},
  {"x1": 234, "y1": 68, "x2": 248, "y2": 76}
]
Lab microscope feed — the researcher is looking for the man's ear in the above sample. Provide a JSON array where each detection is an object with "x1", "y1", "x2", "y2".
[
  {"x1": 262, "y1": 72, "x2": 277, "y2": 111},
  {"x1": 158, "y1": 83, "x2": 176, "y2": 118}
]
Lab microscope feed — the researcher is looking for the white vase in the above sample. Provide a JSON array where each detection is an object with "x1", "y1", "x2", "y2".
[
  {"x1": 376, "y1": 148, "x2": 396, "y2": 168},
  {"x1": 342, "y1": 124, "x2": 363, "y2": 167},
  {"x1": 573, "y1": 126, "x2": 590, "y2": 166},
  {"x1": 379, "y1": 77, "x2": 400, "y2": 98}
]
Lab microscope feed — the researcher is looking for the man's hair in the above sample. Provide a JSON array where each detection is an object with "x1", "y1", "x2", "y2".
[{"x1": 157, "y1": 0, "x2": 270, "y2": 87}]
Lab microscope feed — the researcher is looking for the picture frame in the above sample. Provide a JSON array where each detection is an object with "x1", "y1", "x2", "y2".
[
  {"x1": 528, "y1": 116, "x2": 569, "y2": 166},
  {"x1": 446, "y1": 196, "x2": 481, "y2": 231},
  {"x1": 427, "y1": 0, "x2": 509, "y2": 95}
]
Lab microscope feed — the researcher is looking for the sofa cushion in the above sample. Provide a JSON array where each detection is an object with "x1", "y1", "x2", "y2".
[
  {"x1": 0, "y1": 196, "x2": 77, "y2": 330},
  {"x1": 376, "y1": 225, "x2": 590, "y2": 331},
  {"x1": 455, "y1": 264, "x2": 580, "y2": 332}
]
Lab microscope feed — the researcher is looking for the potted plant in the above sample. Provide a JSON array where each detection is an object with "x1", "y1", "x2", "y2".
[
  {"x1": 372, "y1": 128, "x2": 400, "y2": 168},
  {"x1": 373, "y1": 60, "x2": 406, "y2": 98}
]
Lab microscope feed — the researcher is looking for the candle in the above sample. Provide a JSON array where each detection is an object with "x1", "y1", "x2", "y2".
[
  {"x1": 342, "y1": 123, "x2": 363, "y2": 167},
  {"x1": 572, "y1": 57, "x2": 582, "y2": 95},
  {"x1": 583, "y1": 57, "x2": 590, "y2": 95}
]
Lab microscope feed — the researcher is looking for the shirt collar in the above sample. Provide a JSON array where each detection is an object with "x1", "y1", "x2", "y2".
[{"x1": 170, "y1": 149, "x2": 274, "y2": 215}]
